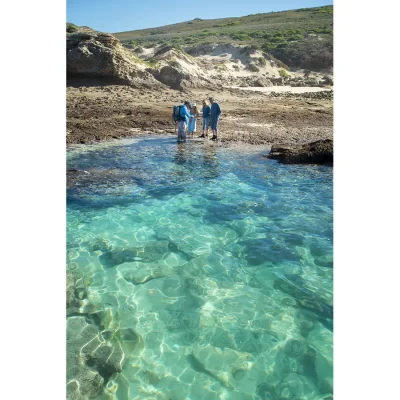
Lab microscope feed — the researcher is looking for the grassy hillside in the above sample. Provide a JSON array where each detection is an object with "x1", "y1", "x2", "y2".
[{"x1": 113, "y1": 5, "x2": 333, "y2": 70}]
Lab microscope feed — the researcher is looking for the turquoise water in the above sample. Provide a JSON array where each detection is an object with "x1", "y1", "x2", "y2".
[{"x1": 67, "y1": 136, "x2": 333, "y2": 400}]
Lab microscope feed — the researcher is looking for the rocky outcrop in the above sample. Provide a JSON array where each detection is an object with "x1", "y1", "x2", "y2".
[
  {"x1": 270, "y1": 77, "x2": 285, "y2": 86},
  {"x1": 321, "y1": 75, "x2": 334, "y2": 86},
  {"x1": 185, "y1": 43, "x2": 217, "y2": 56},
  {"x1": 148, "y1": 65, "x2": 212, "y2": 91},
  {"x1": 67, "y1": 28, "x2": 164, "y2": 88},
  {"x1": 236, "y1": 75, "x2": 273, "y2": 87},
  {"x1": 145, "y1": 45, "x2": 215, "y2": 90},
  {"x1": 266, "y1": 139, "x2": 333, "y2": 164},
  {"x1": 148, "y1": 65, "x2": 188, "y2": 90},
  {"x1": 252, "y1": 76, "x2": 273, "y2": 87}
]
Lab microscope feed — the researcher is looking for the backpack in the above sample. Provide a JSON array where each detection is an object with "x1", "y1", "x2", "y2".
[{"x1": 172, "y1": 105, "x2": 183, "y2": 122}]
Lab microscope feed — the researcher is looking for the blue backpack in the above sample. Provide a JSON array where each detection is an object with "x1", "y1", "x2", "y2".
[{"x1": 172, "y1": 105, "x2": 185, "y2": 122}]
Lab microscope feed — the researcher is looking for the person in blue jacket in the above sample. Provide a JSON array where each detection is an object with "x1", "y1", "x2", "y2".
[
  {"x1": 177, "y1": 101, "x2": 191, "y2": 142},
  {"x1": 209, "y1": 97, "x2": 221, "y2": 141}
]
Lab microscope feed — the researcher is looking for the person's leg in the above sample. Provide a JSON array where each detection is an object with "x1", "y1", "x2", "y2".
[
  {"x1": 214, "y1": 117, "x2": 219, "y2": 140},
  {"x1": 210, "y1": 117, "x2": 217, "y2": 140},
  {"x1": 183, "y1": 122, "x2": 187, "y2": 142},
  {"x1": 177, "y1": 121, "x2": 183, "y2": 142},
  {"x1": 200, "y1": 118, "x2": 206, "y2": 137},
  {"x1": 178, "y1": 121, "x2": 187, "y2": 142}
]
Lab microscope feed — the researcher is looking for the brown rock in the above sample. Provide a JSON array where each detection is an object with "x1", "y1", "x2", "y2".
[
  {"x1": 266, "y1": 139, "x2": 333, "y2": 164},
  {"x1": 67, "y1": 28, "x2": 164, "y2": 88},
  {"x1": 253, "y1": 76, "x2": 273, "y2": 87}
]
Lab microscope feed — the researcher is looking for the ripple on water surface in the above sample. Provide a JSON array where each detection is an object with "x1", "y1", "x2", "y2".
[{"x1": 67, "y1": 136, "x2": 333, "y2": 400}]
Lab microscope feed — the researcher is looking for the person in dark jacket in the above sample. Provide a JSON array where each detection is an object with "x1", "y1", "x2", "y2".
[
  {"x1": 209, "y1": 97, "x2": 221, "y2": 141},
  {"x1": 200, "y1": 99, "x2": 211, "y2": 138}
]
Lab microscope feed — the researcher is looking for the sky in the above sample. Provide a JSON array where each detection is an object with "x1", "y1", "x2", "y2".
[{"x1": 67, "y1": 0, "x2": 333, "y2": 33}]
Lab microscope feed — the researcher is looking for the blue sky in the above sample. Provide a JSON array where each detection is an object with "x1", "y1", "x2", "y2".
[{"x1": 67, "y1": 0, "x2": 333, "y2": 33}]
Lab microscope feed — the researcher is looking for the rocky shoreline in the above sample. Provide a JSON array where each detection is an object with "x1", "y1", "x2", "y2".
[
  {"x1": 66, "y1": 26, "x2": 333, "y2": 155},
  {"x1": 67, "y1": 84, "x2": 333, "y2": 150}
]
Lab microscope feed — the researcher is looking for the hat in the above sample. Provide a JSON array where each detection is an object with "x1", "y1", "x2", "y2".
[{"x1": 192, "y1": 103, "x2": 196, "y2": 107}]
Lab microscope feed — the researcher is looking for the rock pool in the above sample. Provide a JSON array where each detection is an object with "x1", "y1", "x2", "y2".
[{"x1": 67, "y1": 136, "x2": 333, "y2": 400}]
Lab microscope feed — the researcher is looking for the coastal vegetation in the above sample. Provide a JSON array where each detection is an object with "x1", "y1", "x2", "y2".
[{"x1": 113, "y1": 5, "x2": 333, "y2": 69}]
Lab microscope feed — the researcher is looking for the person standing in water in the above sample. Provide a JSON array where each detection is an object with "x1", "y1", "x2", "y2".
[
  {"x1": 188, "y1": 103, "x2": 199, "y2": 139},
  {"x1": 177, "y1": 101, "x2": 191, "y2": 143},
  {"x1": 209, "y1": 97, "x2": 221, "y2": 141},
  {"x1": 199, "y1": 99, "x2": 211, "y2": 138}
]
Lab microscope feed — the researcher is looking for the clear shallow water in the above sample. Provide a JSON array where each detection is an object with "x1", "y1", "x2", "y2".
[{"x1": 67, "y1": 136, "x2": 333, "y2": 400}]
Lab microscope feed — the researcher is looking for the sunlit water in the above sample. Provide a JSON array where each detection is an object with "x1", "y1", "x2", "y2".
[{"x1": 67, "y1": 136, "x2": 333, "y2": 400}]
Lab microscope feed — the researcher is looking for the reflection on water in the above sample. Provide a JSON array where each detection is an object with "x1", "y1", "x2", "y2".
[{"x1": 67, "y1": 136, "x2": 333, "y2": 400}]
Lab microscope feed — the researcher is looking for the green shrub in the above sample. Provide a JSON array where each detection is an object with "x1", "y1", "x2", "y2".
[
  {"x1": 270, "y1": 35, "x2": 285, "y2": 43},
  {"x1": 216, "y1": 62, "x2": 228, "y2": 71},
  {"x1": 247, "y1": 63, "x2": 260, "y2": 72},
  {"x1": 279, "y1": 69, "x2": 289, "y2": 78},
  {"x1": 150, "y1": 30, "x2": 166, "y2": 35},
  {"x1": 123, "y1": 40, "x2": 138, "y2": 49},
  {"x1": 230, "y1": 32, "x2": 251, "y2": 41},
  {"x1": 271, "y1": 36, "x2": 332, "y2": 69},
  {"x1": 258, "y1": 57, "x2": 267, "y2": 66},
  {"x1": 249, "y1": 30, "x2": 265, "y2": 38},
  {"x1": 66, "y1": 22, "x2": 78, "y2": 33},
  {"x1": 168, "y1": 59, "x2": 181, "y2": 68},
  {"x1": 275, "y1": 59, "x2": 290, "y2": 70},
  {"x1": 225, "y1": 21, "x2": 240, "y2": 26},
  {"x1": 287, "y1": 34, "x2": 304, "y2": 41},
  {"x1": 276, "y1": 42, "x2": 288, "y2": 49},
  {"x1": 262, "y1": 42, "x2": 276, "y2": 52}
]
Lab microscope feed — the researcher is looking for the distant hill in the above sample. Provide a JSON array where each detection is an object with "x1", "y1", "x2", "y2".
[{"x1": 113, "y1": 5, "x2": 333, "y2": 70}]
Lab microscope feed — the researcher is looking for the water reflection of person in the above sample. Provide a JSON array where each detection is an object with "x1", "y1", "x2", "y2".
[
  {"x1": 202, "y1": 145, "x2": 219, "y2": 179},
  {"x1": 171, "y1": 140, "x2": 193, "y2": 184},
  {"x1": 173, "y1": 141, "x2": 188, "y2": 166}
]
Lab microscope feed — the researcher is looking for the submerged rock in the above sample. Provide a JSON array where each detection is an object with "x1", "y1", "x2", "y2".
[
  {"x1": 266, "y1": 139, "x2": 333, "y2": 164},
  {"x1": 66, "y1": 271, "x2": 92, "y2": 316},
  {"x1": 67, "y1": 316, "x2": 125, "y2": 399},
  {"x1": 66, "y1": 317, "x2": 104, "y2": 399}
]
